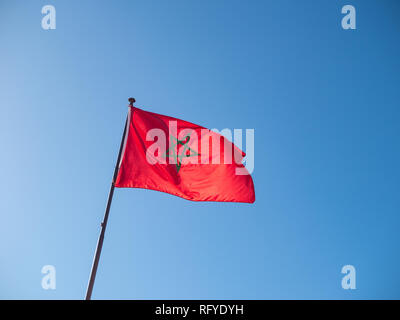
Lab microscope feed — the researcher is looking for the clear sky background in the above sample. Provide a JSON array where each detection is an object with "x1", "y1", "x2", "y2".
[{"x1": 1, "y1": 0, "x2": 400, "y2": 299}]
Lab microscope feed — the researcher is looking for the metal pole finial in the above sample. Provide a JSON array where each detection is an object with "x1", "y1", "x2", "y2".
[{"x1": 128, "y1": 97, "x2": 136, "y2": 106}]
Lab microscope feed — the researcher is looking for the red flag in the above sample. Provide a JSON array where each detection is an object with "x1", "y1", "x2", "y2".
[{"x1": 115, "y1": 107, "x2": 255, "y2": 203}]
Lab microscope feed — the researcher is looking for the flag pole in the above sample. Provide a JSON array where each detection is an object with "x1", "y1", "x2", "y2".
[{"x1": 85, "y1": 97, "x2": 135, "y2": 300}]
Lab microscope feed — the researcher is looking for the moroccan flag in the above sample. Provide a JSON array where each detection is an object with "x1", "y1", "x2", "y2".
[{"x1": 115, "y1": 107, "x2": 255, "y2": 203}]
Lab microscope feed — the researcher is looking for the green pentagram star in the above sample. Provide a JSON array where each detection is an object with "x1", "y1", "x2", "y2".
[{"x1": 162, "y1": 133, "x2": 199, "y2": 173}]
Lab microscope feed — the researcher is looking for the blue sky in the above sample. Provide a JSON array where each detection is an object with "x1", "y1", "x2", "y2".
[{"x1": 1, "y1": 0, "x2": 400, "y2": 299}]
